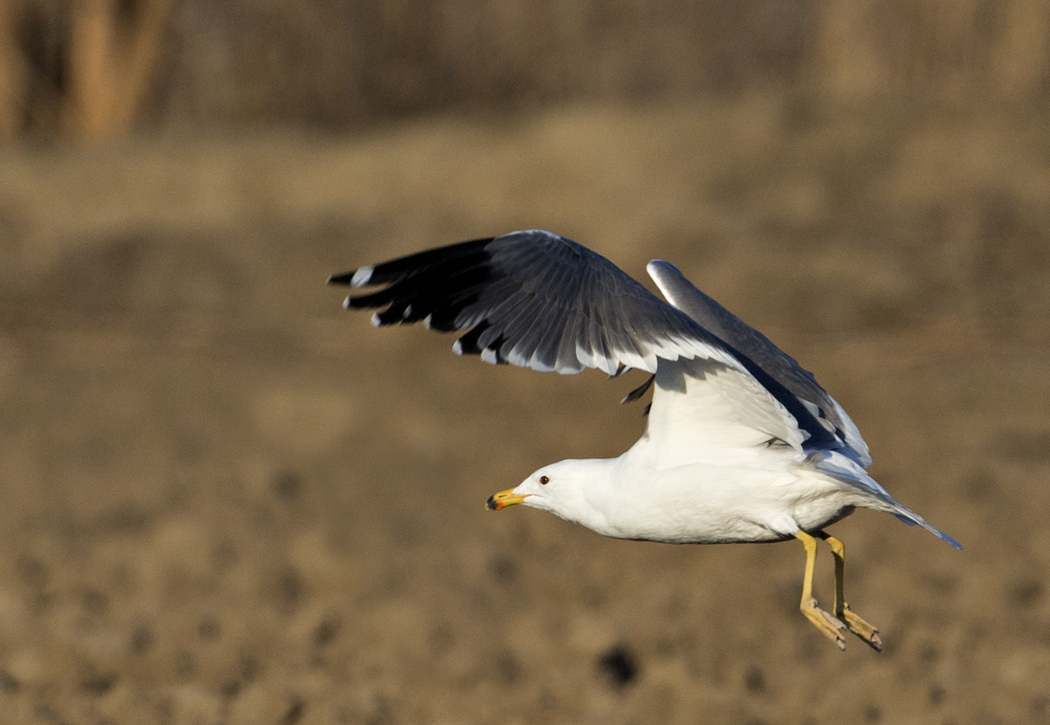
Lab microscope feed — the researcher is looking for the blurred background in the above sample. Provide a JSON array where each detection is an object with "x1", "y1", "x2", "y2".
[{"x1": 0, "y1": 1, "x2": 1049, "y2": 723}]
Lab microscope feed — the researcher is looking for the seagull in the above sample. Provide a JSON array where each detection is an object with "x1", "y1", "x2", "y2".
[{"x1": 329, "y1": 229, "x2": 961, "y2": 651}]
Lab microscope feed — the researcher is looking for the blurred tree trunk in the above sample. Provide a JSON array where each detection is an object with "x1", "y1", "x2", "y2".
[
  {"x1": 64, "y1": 0, "x2": 170, "y2": 139},
  {"x1": 0, "y1": 0, "x2": 25, "y2": 140},
  {"x1": 810, "y1": 0, "x2": 1050, "y2": 106},
  {"x1": 992, "y1": 1, "x2": 1050, "y2": 98}
]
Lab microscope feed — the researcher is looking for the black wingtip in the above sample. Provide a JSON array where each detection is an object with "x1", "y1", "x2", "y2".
[{"x1": 327, "y1": 271, "x2": 354, "y2": 285}]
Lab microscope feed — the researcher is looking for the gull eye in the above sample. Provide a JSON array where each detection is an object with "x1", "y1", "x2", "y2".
[{"x1": 539, "y1": 475, "x2": 550, "y2": 485}]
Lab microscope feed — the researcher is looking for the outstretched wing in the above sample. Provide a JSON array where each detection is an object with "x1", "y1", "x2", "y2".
[
  {"x1": 646, "y1": 260, "x2": 871, "y2": 466},
  {"x1": 330, "y1": 230, "x2": 746, "y2": 377}
]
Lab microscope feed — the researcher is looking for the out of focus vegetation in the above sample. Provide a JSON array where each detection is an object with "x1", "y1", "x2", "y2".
[
  {"x1": 0, "y1": 0, "x2": 1047, "y2": 141},
  {"x1": 1, "y1": 4, "x2": 1049, "y2": 723}
]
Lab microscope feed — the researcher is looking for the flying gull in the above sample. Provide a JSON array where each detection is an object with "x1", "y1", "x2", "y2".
[{"x1": 329, "y1": 229, "x2": 961, "y2": 651}]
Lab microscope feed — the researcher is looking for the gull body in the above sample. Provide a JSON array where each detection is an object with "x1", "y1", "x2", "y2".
[
  {"x1": 516, "y1": 454, "x2": 856, "y2": 546},
  {"x1": 331, "y1": 229, "x2": 961, "y2": 650},
  {"x1": 500, "y1": 358, "x2": 898, "y2": 546}
]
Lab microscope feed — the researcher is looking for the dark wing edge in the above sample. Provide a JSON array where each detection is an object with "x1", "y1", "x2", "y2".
[
  {"x1": 646, "y1": 259, "x2": 872, "y2": 467},
  {"x1": 329, "y1": 230, "x2": 745, "y2": 377}
]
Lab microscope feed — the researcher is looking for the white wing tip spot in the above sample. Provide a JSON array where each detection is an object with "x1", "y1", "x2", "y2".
[
  {"x1": 452, "y1": 340, "x2": 464, "y2": 355},
  {"x1": 350, "y1": 266, "x2": 374, "y2": 287},
  {"x1": 342, "y1": 297, "x2": 352, "y2": 310},
  {"x1": 370, "y1": 312, "x2": 382, "y2": 327}
]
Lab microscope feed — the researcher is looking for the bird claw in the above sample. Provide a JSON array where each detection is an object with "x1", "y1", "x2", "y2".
[
  {"x1": 840, "y1": 603, "x2": 882, "y2": 652},
  {"x1": 801, "y1": 597, "x2": 847, "y2": 650}
]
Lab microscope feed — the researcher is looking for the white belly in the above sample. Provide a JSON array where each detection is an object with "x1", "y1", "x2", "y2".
[{"x1": 586, "y1": 462, "x2": 859, "y2": 544}]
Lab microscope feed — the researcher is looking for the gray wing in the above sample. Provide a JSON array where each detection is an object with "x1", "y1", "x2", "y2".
[
  {"x1": 328, "y1": 230, "x2": 745, "y2": 376},
  {"x1": 646, "y1": 259, "x2": 871, "y2": 466}
]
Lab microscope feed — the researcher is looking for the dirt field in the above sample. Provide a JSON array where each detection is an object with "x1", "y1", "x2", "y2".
[{"x1": 1, "y1": 96, "x2": 1049, "y2": 723}]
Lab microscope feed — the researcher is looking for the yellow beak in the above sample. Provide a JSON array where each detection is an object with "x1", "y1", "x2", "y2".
[{"x1": 486, "y1": 488, "x2": 530, "y2": 510}]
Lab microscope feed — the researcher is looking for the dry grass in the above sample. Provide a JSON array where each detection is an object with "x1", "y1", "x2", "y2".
[{"x1": 0, "y1": 96, "x2": 1047, "y2": 722}]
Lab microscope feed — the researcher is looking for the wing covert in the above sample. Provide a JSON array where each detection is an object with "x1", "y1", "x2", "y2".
[{"x1": 646, "y1": 259, "x2": 871, "y2": 465}]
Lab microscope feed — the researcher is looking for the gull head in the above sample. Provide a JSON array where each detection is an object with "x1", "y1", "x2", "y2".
[{"x1": 486, "y1": 459, "x2": 611, "y2": 528}]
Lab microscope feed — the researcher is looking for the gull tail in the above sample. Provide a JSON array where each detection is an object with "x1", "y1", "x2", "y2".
[
  {"x1": 893, "y1": 512, "x2": 963, "y2": 550},
  {"x1": 813, "y1": 451, "x2": 963, "y2": 550}
]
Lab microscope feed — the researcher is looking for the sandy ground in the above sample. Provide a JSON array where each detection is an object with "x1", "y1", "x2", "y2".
[{"x1": 0, "y1": 96, "x2": 1049, "y2": 724}]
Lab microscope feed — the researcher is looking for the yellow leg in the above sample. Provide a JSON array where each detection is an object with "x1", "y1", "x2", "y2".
[
  {"x1": 819, "y1": 532, "x2": 882, "y2": 651},
  {"x1": 794, "y1": 530, "x2": 846, "y2": 650}
]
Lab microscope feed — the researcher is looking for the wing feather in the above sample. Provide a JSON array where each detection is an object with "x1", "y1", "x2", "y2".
[
  {"x1": 646, "y1": 259, "x2": 871, "y2": 466},
  {"x1": 331, "y1": 230, "x2": 743, "y2": 376},
  {"x1": 332, "y1": 230, "x2": 822, "y2": 462}
]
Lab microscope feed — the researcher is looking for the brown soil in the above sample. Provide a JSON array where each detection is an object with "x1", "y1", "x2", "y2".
[{"x1": 1, "y1": 97, "x2": 1048, "y2": 723}]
